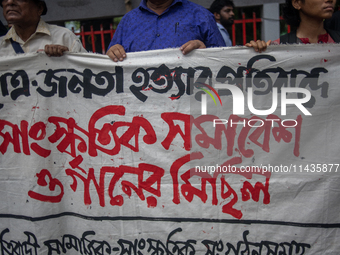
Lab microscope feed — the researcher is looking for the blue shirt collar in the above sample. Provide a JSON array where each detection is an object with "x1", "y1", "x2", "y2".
[
  {"x1": 140, "y1": 0, "x2": 184, "y2": 13},
  {"x1": 216, "y1": 22, "x2": 227, "y2": 31}
]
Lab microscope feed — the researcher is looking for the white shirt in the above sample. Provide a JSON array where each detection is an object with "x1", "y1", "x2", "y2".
[{"x1": 0, "y1": 19, "x2": 87, "y2": 56}]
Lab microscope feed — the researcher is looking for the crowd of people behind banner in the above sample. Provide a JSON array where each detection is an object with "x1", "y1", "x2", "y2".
[{"x1": 0, "y1": 0, "x2": 339, "y2": 59}]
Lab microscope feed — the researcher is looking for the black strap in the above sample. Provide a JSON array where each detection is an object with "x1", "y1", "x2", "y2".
[
  {"x1": 280, "y1": 32, "x2": 298, "y2": 44},
  {"x1": 280, "y1": 29, "x2": 340, "y2": 44},
  {"x1": 10, "y1": 38, "x2": 25, "y2": 54},
  {"x1": 326, "y1": 28, "x2": 340, "y2": 43}
]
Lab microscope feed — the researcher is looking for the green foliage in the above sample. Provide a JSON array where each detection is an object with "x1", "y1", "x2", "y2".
[
  {"x1": 113, "y1": 17, "x2": 123, "y2": 30},
  {"x1": 64, "y1": 21, "x2": 81, "y2": 33}
]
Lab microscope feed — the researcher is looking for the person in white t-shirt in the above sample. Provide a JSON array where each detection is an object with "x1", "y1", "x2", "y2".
[{"x1": 0, "y1": 0, "x2": 87, "y2": 56}]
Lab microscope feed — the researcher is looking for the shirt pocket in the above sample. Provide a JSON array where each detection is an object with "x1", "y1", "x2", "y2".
[{"x1": 174, "y1": 22, "x2": 199, "y2": 44}]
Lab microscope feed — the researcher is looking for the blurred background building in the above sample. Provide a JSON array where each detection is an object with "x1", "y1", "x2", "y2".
[{"x1": 0, "y1": 0, "x2": 288, "y2": 53}]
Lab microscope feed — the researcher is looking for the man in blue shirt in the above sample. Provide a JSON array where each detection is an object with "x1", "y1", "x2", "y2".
[
  {"x1": 209, "y1": 0, "x2": 235, "y2": 47},
  {"x1": 107, "y1": 0, "x2": 226, "y2": 62}
]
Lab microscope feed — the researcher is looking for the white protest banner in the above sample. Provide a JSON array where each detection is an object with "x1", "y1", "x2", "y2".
[{"x1": 0, "y1": 45, "x2": 339, "y2": 254}]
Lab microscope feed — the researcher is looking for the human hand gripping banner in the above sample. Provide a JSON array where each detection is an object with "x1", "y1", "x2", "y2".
[{"x1": 0, "y1": 45, "x2": 339, "y2": 254}]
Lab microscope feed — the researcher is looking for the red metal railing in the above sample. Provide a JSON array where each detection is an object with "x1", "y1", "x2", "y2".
[
  {"x1": 72, "y1": 24, "x2": 116, "y2": 54},
  {"x1": 232, "y1": 12, "x2": 262, "y2": 46},
  {"x1": 72, "y1": 12, "x2": 290, "y2": 53}
]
